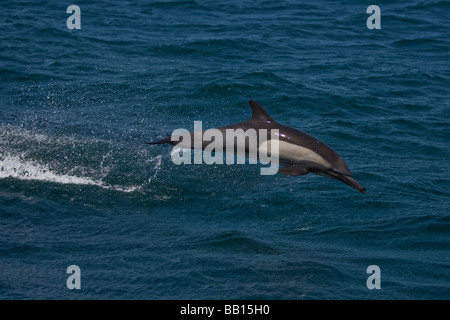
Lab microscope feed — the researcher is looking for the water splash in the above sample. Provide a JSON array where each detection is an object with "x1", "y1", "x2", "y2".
[
  {"x1": 0, "y1": 153, "x2": 140, "y2": 193},
  {"x1": 0, "y1": 124, "x2": 164, "y2": 193},
  {"x1": 148, "y1": 154, "x2": 163, "y2": 183}
]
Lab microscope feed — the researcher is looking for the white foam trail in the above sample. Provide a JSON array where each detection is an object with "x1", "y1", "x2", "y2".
[
  {"x1": 0, "y1": 155, "x2": 99, "y2": 185},
  {"x1": 0, "y1": 154, "x2": 138, "y2": 193}
]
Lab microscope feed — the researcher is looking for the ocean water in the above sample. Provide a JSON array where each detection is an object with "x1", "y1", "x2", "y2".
[{"x1": 1, "y1": 0, "x2": 449, "y2": 300}]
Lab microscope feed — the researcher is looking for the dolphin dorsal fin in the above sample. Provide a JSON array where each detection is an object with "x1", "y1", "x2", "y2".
[{"x1": 248, "y1": 100, "x2": 276, "y2": 122}]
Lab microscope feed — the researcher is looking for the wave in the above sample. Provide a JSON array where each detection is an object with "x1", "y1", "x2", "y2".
[
  {"x1": 392, "y1": 38, "x2": 445, "y2": 47},
  {"x1": 407, "y1": 0, "x2": 450, "y2": 10}
]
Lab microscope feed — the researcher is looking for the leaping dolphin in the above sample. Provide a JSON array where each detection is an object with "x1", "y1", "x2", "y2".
[{"x1": 147, "y1": 100, "x2": 366, "y2": 193}]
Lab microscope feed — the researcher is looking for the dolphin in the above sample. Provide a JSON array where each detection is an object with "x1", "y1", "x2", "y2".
[{"x1": 147, "y1": 100, "x2": 366, "y2": 193}]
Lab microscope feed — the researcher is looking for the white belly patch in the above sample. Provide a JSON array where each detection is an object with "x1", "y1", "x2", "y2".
[{"x1": 259, "y1": 140, "x2": 331, "y2": 168}]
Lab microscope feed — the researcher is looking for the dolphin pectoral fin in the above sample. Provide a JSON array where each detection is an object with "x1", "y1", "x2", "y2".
[
  {"x1": 316, "y1": 171, "x2": 366, "y2": 194},
  {"x1": 338, "y1": 175, "x2": 366, "y2": 194},
  {"x1": 278, "y1": 165, "x2": 309, "y2": 176}
]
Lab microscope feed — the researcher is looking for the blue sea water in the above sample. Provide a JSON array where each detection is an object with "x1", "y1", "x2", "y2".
[{"x1": 0, "y1": 0, "x2": 449, "y2": 300}]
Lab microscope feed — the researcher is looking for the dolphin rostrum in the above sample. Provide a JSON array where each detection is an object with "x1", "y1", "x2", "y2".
[{"x1": 147, "y1": 100, "x2": 366, "y2": 193}]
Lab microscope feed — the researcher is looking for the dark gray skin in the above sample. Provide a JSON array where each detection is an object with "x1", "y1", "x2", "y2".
[{"x1": 147, "y1": 100, "x2": 366, "y2": 193}]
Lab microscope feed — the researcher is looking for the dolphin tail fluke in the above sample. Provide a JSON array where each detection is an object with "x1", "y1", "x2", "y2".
[{"x1": 145, "y1": 135, "x2": 172, "y2": 145}]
